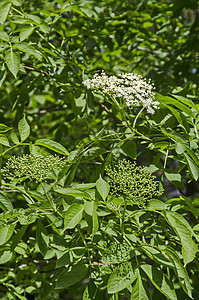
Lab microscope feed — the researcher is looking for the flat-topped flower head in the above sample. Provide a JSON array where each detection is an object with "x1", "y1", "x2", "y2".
[
  {"x1": 83, "y1": 71, "x2": 159, "y2": 114},
  {"x1": 106, "y1": 159, "x2": 163, "y2": 207},
  {"x1": 3, "y1": 154, "x2": 66, "y2": 182}
]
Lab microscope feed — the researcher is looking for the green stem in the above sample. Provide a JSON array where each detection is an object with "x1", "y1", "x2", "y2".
[
  {"x1": 109, "y1": 95, "x2": 143, "y2": 136},
  {"x1": 120, "y1": 108, "x2": 134, "y2": 132},
  {"x1": 83, "y1": 113, "x2": 91, "y2": 135},
  {"x1": 193, "y1": 120, "x2": 199, "y2": 139},
  {"x1": 2, "y1": 183, "x2": 35, "y2": 204},
  {"x1": 121, "y1": 201, "x2": 127, "y2": 236},
  {"x1": 121, "y1": 108, "x2": 144, "y2": 137},
  {"x1": 123, "y1": 234, "x2": 139, "y2": 266},
  {"x1": 163, "y1": 148, "x2": 169, "y2": 169},
  {"x1": 123, "y1": 234, "x2": 134, "y2": 250},
  {"x1": 77, "y1": 226, "x2": 92, "y2": 265},
  {"x1": 132, "y1": 106, "x2": 145, "y2": 129},
  {"x1": 109, "y1": 95, "x2": 122, "y2": 110},
  {"x1": 36, "y1": 30, "x2": 57, "y2": 51},
  {"x1": 2, "y1": 143, "x2": 29, "y2": 156},
  {"x1": 40, "y1": 181, "x2": 62, "y2": 218},
  {"x1": 11, "y1": 6, "x2": 25, "y2": 16},
  {"x1": 120, "y1": 202, "x2": 140, "y2": 266}
]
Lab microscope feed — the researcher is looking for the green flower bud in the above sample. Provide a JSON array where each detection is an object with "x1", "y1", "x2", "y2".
[{"x1": 106, "y1": 159, "x2": 163, "y2": 207}]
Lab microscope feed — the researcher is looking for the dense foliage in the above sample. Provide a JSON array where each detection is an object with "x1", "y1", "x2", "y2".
[{"x1": 0, "y1": 0, "x2": 199, "y2": 299}]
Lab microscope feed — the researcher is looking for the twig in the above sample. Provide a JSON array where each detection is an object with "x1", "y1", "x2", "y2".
[{"x1": 23, "y1": 65, "x2": 51, "y2": 75}]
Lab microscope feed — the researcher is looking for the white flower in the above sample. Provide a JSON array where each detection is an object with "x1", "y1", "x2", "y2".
[{"x1": 83, "y1": 71, "x2": 159, "y2": 114}]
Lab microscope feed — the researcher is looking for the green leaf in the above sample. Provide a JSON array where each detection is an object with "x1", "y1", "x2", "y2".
[
  {"x1": 0, "y1": 2, "x2": 11, "y2": 24},
  {"x1": 108, "y1": 262, "x2": 137, "y2": 294},
  {"x1": 140, "y1": 245, "x2": 174, "y2": 268},
  {"x1": 164, "y1": 210, "x2": 198, "y2": 265},
  {"x1": 121, "y1": 139, "x2": 137, "y2": 159},
  {"x1": 36, "y1": 220, "x2": 49, "y2": 256},
  {"x1": 44, "y1": 249, "x2": 55, "y2": 260},
  {"x1": 0, "y1": 250, "x2": 12, "y2": 264},
  {"x1": 0, "y1": 124, "x2": 11, "y2": 133},
  {"x1": 71, "y1": 183, "x2": 96, "y2": 190},
  {"x1": 165, "y1": 169, "x2": 184, "y2": 189},
  {"x1": 11, "y1": 225, "x2": 28, "y2": 250},
  {"x1": 186, "y1": 148, "x2": 199, "y2": 166},
  {"x1": 102, "y1": 243, "x2": 134, "y2": 264},
  {"x1": 181, "y1": 195, "x2": 199, "y2": 218},
  {"x1": 10, "y1": 132, "x2": 19, "y2": 144},
  {"x1": 0, "y1": 223, "x2": 16, "y2": 245},
  {"x1": 64, "y1": 203, "x2": 84, "y2": 230},
  {"x1": 56, "y1": 251, "x2": 72, "y2": 268},
  {"x1": 0, "y1": 134, "x2": 10, "y2": 147},
  {"x1": 96, "y1": 175, "x2": 110, "y2": 201},
  {"x1": 184, "y1": 153, "x2": 199, "y2": 181},
  {"x1": 20, "y1": 25, "x2": 35, "y2": 41},
  {"x1": 141, "y1": 264, "x2": 177, "y2": 300},
  {"x1": 0, "y1": 30, "x2": 9, "y2": 42},
  {"x1": 56, "y1": 247, "x2": 85, "y2": 268},
  {"x1": 17, "y1": 208, "x2": 37, "y2": 225},
  {"x1": 26, "y1": 190, "x2": 47, "y2": 202},
  {"x1": 55, "y1": 262, "x2": 88, "y2": 289},
  {"x1": 147, "y1": 199, "x2": 167, "y2": 210},
  {"x1": 163, "y1": 104, "x2": 182, "y2": 124},
  {"x1": 175, "y1": 142, "x2": 186, "y2": 154},
  {"x1": 54, "y1": 187, "x2": 91, "y2": 199},
  {"x1": 0, "y1": 192, "x2": 13, "y2": 211},
  {"x1": 26, "y1": 13, "x2": 42, "y2": 24},
  {"x1": 82, "y1": 146, "x2": 107, "y2": 161},
  {"x1": 35, "y1": 139, "x2": 69, "y2": 155},
  {"x1": 85, "y1": 200, "x2": 99, "y2": 239},
  {"x1": 131, "y1": 270, "x2": 150, "y2": 300},
  {"x1": 39, "y1": 23, "x2": 49, "y2": 33},
  {"x1": 18, "y1": 115, "x2": 30, "y2": 142},
  {"x1": 92, "y1": 207, "x2": 99, "y2": 239},
  {"x1": 164, "y1": 247, "x2": 192, "y2": 298},
  {"x1": 156, "y1": 93, "x2": 195, "y2": 118},
  {"x1": 5, "y1": 51, "x2": 20, "y2": 78},
  {"x1": 75, "y1": 6, "x2": 93, "y2": 17},
  {"x1": 83, "y1": 280, "x2": 101, "y2": 300},
  {"x1": 171, "y1": 94, "x2": 197, "y2": 110},
  {"x1": 14, "y1": 42, "x2": 42, "y2": 59},
  {"x1": 11, "y1": 0, "x2": 23, "y2": 6}
]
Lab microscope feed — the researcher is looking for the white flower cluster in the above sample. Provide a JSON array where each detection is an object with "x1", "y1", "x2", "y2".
[{"x1": 83, "y1": 71, "x2": 159, "y2": 114}]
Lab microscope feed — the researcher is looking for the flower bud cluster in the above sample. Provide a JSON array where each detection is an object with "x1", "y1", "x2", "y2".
[
  {"x1": 83, "y1": 71, "x2": 159, "y2": 114},
  {"x1": 106, "y1": 160, "x2": 162, "y2": 207},
  {"x1": 3, "y1": 154, "x2": 66, "y2": 182}
]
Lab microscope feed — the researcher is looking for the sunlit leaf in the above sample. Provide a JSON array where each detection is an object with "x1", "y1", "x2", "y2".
[
  {"x1": 18, "y1": 115, "x2": 30, "y2": 142},
  {"x1": 20, "y1": 25, "x2": 35, "y2": 41},
  {"x1": 164, "y1": 210, "x2": 198, "y2": 265},
  {"x1": 35, "y1": 139, "x2": 69, "y2": 155},
  {"x1": 141, "y1": 264, "x2": 177, "y2": 300},
  {"x1": 108, "y1": 262, "x2": 137, "y2": 293},
  {"x1": 0, "y1": 2, "x2": 11, "y2": 24},
  {"x1": 96, "y1": 175, "x2": 110, "y2": 201},
  {"x1": 5, "y1": 51, "x2": 20, "y2": 78},
  {"x1": 64, "y1": 203, "x2": 84, "y2": 230}
]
